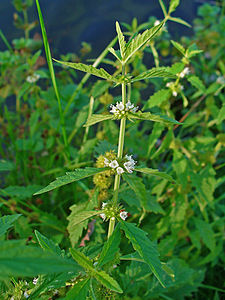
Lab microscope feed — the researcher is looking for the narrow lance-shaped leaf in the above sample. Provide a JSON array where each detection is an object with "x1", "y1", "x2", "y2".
[
  {"x1": 120, "y1": 221, "x2": 167, "y2": 287},
  {"x1": 123, "y1": 22, "x2": 164, "y2": 63},
  {"x1": 122, "y1": 174, "x2": 147, "y2": 209},
  {"x1": 98, "y1": 224, "x2": 121, "y2": 267},
  {"x1": 128, "y1": 111, "x2": 182, "y2": 125},
  {"x1": 0, "y1": 240, "x2": 80, "y2": 280},
  {"x1": 171, "y1": 40, "x2": 185, "y2": 55},
  {"x1": 53, "y1": 59, "x2": 120, "y2": 83},
  {"x1": 70, "y1": 248, "x2": 123, "y2": 293},
  {"x1": 84, "y1": 114, "x2": 114, "y2": 127},
  {"x1": 135, "y1": 167, "x2": 174, "y2": 182},
  {"x1": 169, "y1": 17, "x2": 191, "y2": 28},
  {"x1": 0, "y1": 214, "x2": 21, "y2": 237},
  {"x1": 116, "y1": 21, "x2": 126, "y2": 59},
  {"x1": 168, "y1": 0, "x2": 180, "y2": 14},
  {"x1": 35, "y1": 230, "x2": 61, "y2": 255},
  {"x1": 67, "y1": 209, "x2": 101, "y2": 228},
  {"x1": 131, "y1": 67, "x2": 175, "y2": 82},
  {"x1": 34, "y1": 168, "x2": 107, "y2": 195},
  {"x1": 64, "y1": 278, "x2": 90, "y2": 300}
]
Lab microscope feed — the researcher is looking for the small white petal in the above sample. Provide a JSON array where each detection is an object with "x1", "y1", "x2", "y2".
[
  {"x1": 116, "y1": 167, "x2": 124, "y2": 175},
  {"x1": 102, "y1": 202, "x2": 107, "y2": 209},
  {"x1": 24, "y1": 292, "x2": 29, "y2": 299},
  {"x1": 100, "y1": 213, "x2": 106, "y2": 221},
  {"x1": 173, "y1": 91, "x2": 177, "y2": 97},
  {"x1": 104, "y1": 158, "x2": 109, "y2": 166},
  {"x1": 33, "y1": 278, "x2": 38, "y2": 285},
  {"x1": 116, "y1": 102, "x2": 124, "y2": 111},
  {"x1": 109, "y1": 160, "x2": 119, "y2": 169},
  {"x1": 166, "y1": 82, "x2": 173, "y2": 87},
  {"x1": 120, "y1": 211, "x2": 128, "y2": 220},
  {"x1": 154, "y1": 20, "x2": 160, "y2": 26}
]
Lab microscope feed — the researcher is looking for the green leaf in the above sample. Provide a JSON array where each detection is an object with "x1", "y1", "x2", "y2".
[
  {"x1": 168, "y1": 62, "x2": 185, "y2": 75},
  {"x1": 70, "y1": 248, "x2": 123, "y2": 293},
  {"x1": 168, "y1": 0, "x2": 180, "y2": 14},
  {"x1": 144, "y1": 89, "x2": 171, "y2": 109},
  {"x1": 217, "y1": 104, "x2": 225, "y2": 124},
  {"x1": 123, "y1": 174, "x2": 147, "y2": 209},
  {"x1": 158, "y1": 0, "x2": 167, "y2": 17},
  {"x1": 65, "y1": 278, "x2": 90, "y2": 300},
  {"x1": 108, "y1": 47, "x2": 122, "y2": 61},
  {"x1": 128, "y1": 111, "x2": 181, "y2": 125},
  {"x1": 135, "y1": 167, "x2": 174, "y2": 182},
  {"x1": 0, "y1": 240, "x2": 80, "y2": 280},
  {"x1": 68, "y1": 210, "x2": 100, "y2": 229},
  {"x1": 0, "y1": 214, "x2": 21, "y2": 237},
  {"x1": 120, "y1": 221, "x2": 166, "y2": 287},
  {"x1": 35, "y1": 230, "x2": 61, "y2": 256},
  {"x1": 1, "y1": 185, "x2": 42, "y2": 199},
  {"x1": 195, "y1": 219, "x2": 215, "y2": 252},
  {"x1": 53, "y1": 59, "x2": 119, "y2": 83},
  {"x1": 116, "y1": 21, "x2": 126, "y2": 59},
  {"x1": 98, "y1": 224, "x2": 121, "y2": 267},
  {"x1": 84, "y1": 114, "x2": 114, "y2": 127},
  {"x1": 169, "y1": 17, "x2": 192, "y2": 28},
  {"x1": 0, "y1": 160, "x2": 15, "y2": 172},
  {"x1": 187, "y1": 75, "x2": 205, "y2": 92},
  {"x1": 123, "y1": 22, "x2": 164, "y2": 64},
  {"x1": 34, "y1": 168, "x2": 106, "y2": 195},
  {"x1": 171, "y1": 40, "x2": 185, "y2": 55},
  {"x1": 131, "y1": 67, "x2": 175, "y2": 82}
]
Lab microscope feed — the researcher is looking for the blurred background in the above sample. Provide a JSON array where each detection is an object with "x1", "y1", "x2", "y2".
[{"x1": 0, "y1": 0, "x2": 212, "y2": 56}]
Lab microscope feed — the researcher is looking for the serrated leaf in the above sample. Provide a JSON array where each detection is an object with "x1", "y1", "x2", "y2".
[
  {"x1": 1, "y1": 185, "x2": 42, "y2": 199},
  {"x1": 170, "y1": 16, "x2": 192, "y2": 28},
  {"x1": 34, "y1": 168, "x2": 106, "y2": 195},
  {"x1": 168, "y1": 0, "x2": 180, "y2": 14},
  {"x1": 0, "y1": 160, "x2": 15, "y2": 172},
  {"x1": 91, "y1": 80, "x2": 110, "y2": 98},
  {"x1": 68, "y1": 210, "x2": 100, "y2": 228},
  {"x1": 64, "y1": 278, "x2": 90, "y2": 300},
  {"x1": 0, "y1": 214, "x2": 21, "y2": 237},
  {"x1": 195, "y1": 219, "x2": 215, "y2": 252},
  {"x1": 116, "y1": 21, "x2": 126, "y2": 59},
  {"x1": 135, "y1": 167, "x2": 174, "y2": 182},
  {"x1": 108, "y1": 47, "x2": 122, "y2": 61},
  {"x1": 84, "y1": 114, "x2": 114, "y2": 127},
  {"x1": 171, "y1": 40, "x2": 185, "y2": 55},
  {"x1": 187, "y1": 75, "x2": 205, "y2": 92},
  {"x1": 53, "y1": 59, "x2": 119, "y2": 83},
  {"x1": 144, "y1": 89, "x2": 171, "y2": 109},
  {"x1": 98, "y1": 224, "x2": 121, "y2": 267},
  {"x1": 123, "y1": 22, "x2": 164, "y2": 63},
  {"x1": 168, "y1": 62, "x2": 185, "y2": 75},
  {"x1": 120, "y1": 221, "x2": 166, "y2": 287},
  {"x1": 131, "y1": 67, "x2": 175, "y2": 82},
  {"x1": 123, "y1": 174, "x2": 147, "y2": 209},
  {"x1": 128, "y1": 111, "x2": 181, "y2": 125},
  {"x1": 0, "y1": 240, "x2": 80, "y2": 280},
  {"x1": 35, "y1": 230, "x2": 61, "y2": 256},
  {"x1": 70, "y1": 248, "x2": 123, "y2": 293}
]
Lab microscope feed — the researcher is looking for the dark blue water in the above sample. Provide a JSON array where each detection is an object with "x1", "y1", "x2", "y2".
[{"x1": 0, "y1": 0, "x2": 206, "y2": 57}]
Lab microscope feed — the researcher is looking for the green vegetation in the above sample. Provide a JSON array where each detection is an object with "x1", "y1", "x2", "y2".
[{"x1": 0, "y1": 0, "x2": 224, "y2": 299}]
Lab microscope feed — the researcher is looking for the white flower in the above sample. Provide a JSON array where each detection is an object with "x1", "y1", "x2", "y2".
[
  {"x1": 24, "y1": 291, "x2": 29, "y2": 298},
  {"x1": 154, "y1": 20, "x2": 160, "y2": 26},
  {"x1": 26, "y1": 73, "x2": 40, "y2": 83},
  {"x1": 109, "y1": 160, "x2": 119, "y2": 169},
  {"x1": 102, "y1": 202, "x2": 108, "y2": 209},
  {"x1": 180, "y1": 85, "x2": 184, "y2": 90},
  {"x1": 100, "y1": 213, "x2": 106, "y2": 221},
  {"x1": 120, "y1": 211, "x2": 128, "y2": 220},
  {"x1": 166, "y1": 82, "x2": 173, "y2": 87},
  {"x1": 116, "y1": 167, "x2": 124, "y2": 175},
  {"x1": 33, "y1": 278, "x2": 38, "y2": 285},
  {"x1": 124, "y1": 161, "x2": 134, "y2": 173},
  {"x1": 116, "y1": 102, "x2": 124, "y2": 111},
  {"x1": 172, "y1": 91, "x2": 177, "y2": 97},
  {"x1": 125, "y1": 100, "x2": 134, "y2": 111},
  {"x1": 179, "y1": 67, "x2": 190, "y2": 78},
  {"x1": 104, "y1": 158, "x2": 109, "y2": 166},
  {"x1": 109, "y1": 104, "x2": 117, "y2": 114}
]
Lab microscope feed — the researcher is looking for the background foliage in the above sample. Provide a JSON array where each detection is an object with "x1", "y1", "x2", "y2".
[{"x1": 0, "y1": 0, "x2": 224, "y2": 299}]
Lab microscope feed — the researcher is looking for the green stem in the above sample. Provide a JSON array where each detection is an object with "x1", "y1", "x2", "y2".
[
  {"x1": 108, "y1": 65, "x2": 127, "y2": 238},
  {"x1": 107, "y1": 217, "x2": 115, "y2": 239}
]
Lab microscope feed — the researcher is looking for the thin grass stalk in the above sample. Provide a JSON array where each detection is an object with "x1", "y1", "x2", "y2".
[{"x1": 35, "y1": 0, "x2": 69, "y2": 156}]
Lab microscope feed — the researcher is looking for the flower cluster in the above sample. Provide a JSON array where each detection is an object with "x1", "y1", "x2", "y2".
[
  {"x1": 26, "y1": 73, "x2": 40, "y2": 83},
  {"x1": 100, "y1": 202, "x2": 129, "y2": 221},
  {"x1": 109, "y1": 101, "x2": 138, "y2": 119},
  {"x1": 178, "y1": 67, "x2": 190, "y2": 78},
  {"x1": 166, "y1": 82, "x2": 184, "y2": 97},
  {"x1": 104, "y1": 154, "x2": 136, "y2": 175}
]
